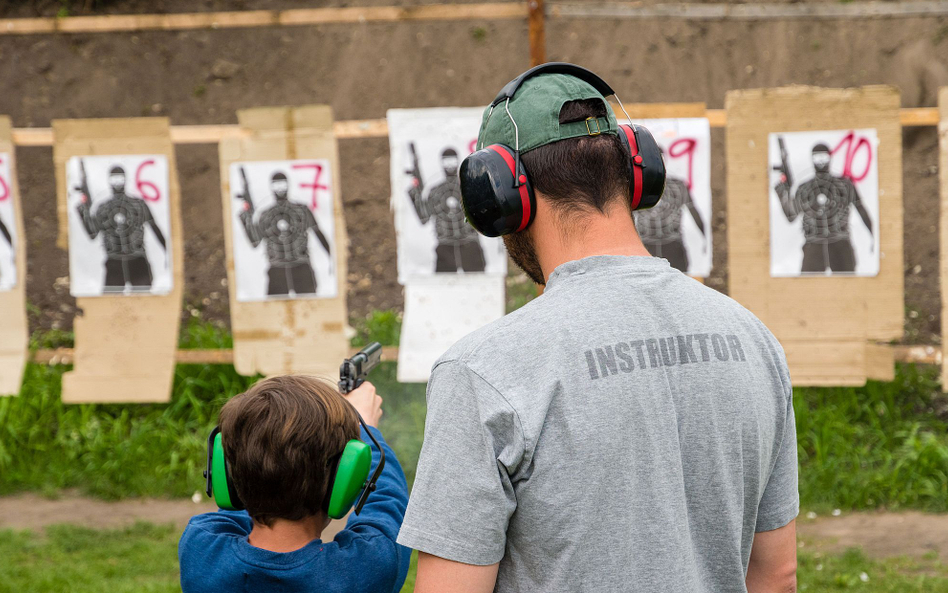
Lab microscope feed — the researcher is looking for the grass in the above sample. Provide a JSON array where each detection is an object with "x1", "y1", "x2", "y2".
[
  {"x1": 0, "y1": 318, "x2": 425, "y2": 499},
  {"x1": 795, "y1": 364, "x2": 948, "y2": 513},
  {"x1": 2, "y1": 523, "x2": 947, "y2": 593},
  {"x1": 797, "y1": 547, "x2": 948, "y2": 591},
  {"x1": 0, "y1": 522, "x2": 181, "y2": 593}
]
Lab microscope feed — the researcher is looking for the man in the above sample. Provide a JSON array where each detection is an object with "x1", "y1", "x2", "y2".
[
  {"x1": 398, "y1": 67, "x2": 798, "y2": 592},
  {"x1": 76, "y1": 164, "x2": 167, "y2": 292},
  {"x1": 408, "y1": 147, "x2": 486, "y2": 273},
  {"x1": 775, "y1": 142, "x2": 873, "y2": 273},
  {"x1": 238, "y1": 171, "x2": 332, "y2": 296},
  {"x1": 634, "y1": 161, "x2": 706, "y2": 272}
]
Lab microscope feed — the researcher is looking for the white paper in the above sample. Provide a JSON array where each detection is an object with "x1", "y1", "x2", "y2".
[
  {"x1": 768, "y1": 129, "x2": 880, "y2": 277},
  {"x1": 622, "y1": 118, "x2": 713, "y2": 277},
  {"x1": 387, "y1": 108, "x2": 507, "y2": 284},
  {"x1": 66, "y1": 155, "x2": 172, "y2": 297},
  {"x1": 0, "y1": 153, "x2": 17, "y2": 292},
  {"x1": 228, "y1": 160, "x2": 338, "y2": 302},
  {"x1": 397, "y1": 276, "x2": 506, "y2": 383}
]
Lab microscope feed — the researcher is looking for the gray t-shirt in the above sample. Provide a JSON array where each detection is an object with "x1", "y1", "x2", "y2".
[{"x1": 397, "y1": 255, "x2": 798, "y2": 592}]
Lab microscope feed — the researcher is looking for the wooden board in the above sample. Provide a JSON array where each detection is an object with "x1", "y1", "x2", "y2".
[
  {"x1": 552, "y1": 1, "x2": 948, "y2": 20},
  {"x1": 866, "y1": 342, "x2": 896, "y2": 382},
  {"x1": 53, "y1": 118, "x2": 184, "y2": 403},
  {"x1": 0, "y1": 3, "x2": 527, "y2": 35},
  {"x1": 781, "y1": 340, "x2": 895, "y2": 386},
  {"x1": 726, "y1": 86, "x2": 903, "y2": 385},
  {"x1": 940, "y1": 87, "x2": 948, "y2": 391},
  {"x1": 0, "y1": 117, "x2": 28, "y2": 395},
  {"x1": 219, "y1": 106, "x2": 349, "y2": 378}
]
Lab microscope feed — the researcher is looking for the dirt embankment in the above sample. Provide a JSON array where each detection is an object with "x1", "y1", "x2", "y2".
[{"x1": 1, "y1": 3, "x2": 946, "y2": 341}]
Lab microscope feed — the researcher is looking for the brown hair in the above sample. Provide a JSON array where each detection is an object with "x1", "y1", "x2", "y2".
[
  {"x1": 521, "y1": 99, "x2": 632, "y2": 219},
  {"x1": 219, "y1": 375, "x2": 360, "y2": 527}
]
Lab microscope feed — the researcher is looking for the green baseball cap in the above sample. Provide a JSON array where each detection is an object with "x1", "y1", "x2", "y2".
[{"x1": 477, "y1": 72, "x2": 619, "y2": 155}]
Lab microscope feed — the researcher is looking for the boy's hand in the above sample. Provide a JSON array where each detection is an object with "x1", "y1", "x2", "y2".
[{"x1": 344, "y1": 381, "x2": 383, "y2": 428}]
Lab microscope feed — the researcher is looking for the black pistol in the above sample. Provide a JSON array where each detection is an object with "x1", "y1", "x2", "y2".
[{"x1": 339, "y1": 342, "x2": 383, "y2": 394}]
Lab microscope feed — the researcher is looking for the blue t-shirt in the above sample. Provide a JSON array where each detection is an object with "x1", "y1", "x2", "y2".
[{"x1": 179, "y1": 426, "x2": 411, "y2": 593}]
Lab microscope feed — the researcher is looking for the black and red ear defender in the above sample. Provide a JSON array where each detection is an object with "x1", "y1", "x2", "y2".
[
  {"x1": 459, "y1": 62, "x2": 667, "y2": 237},
  {"x1": 617, "y1": 123, "x2": 666, "y2": 211},
  {"x1": 459, "y1": 144, "x2": 536, "y2": 237}
]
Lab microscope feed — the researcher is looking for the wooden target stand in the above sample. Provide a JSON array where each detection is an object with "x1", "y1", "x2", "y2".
[{"x1": 726, "y1": 85, "x2": 904, "y2": 386}]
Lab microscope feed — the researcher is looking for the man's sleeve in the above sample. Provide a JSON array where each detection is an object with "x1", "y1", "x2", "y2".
[
  {"x1": 755, "y1": 378, "x2": 799, "y2": 532},
  {"x1": 397, "y1": 359, "x2": 523, "y2": 565}
]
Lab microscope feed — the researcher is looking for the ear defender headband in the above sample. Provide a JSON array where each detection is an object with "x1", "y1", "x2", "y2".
[
  {"x1": 459, "y1": 62, "x2": 666, "y2": 237},
  {"x1": 204, "y1": 412, "x2": 385, "y2": 520}
]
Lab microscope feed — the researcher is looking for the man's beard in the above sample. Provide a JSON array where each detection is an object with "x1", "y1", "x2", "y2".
[{"x1": 503, "y1": 231, "x2": 545, "y2": 286}]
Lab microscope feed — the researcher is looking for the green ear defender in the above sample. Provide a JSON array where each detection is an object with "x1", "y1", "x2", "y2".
[
  {"x1": 205, "y1": 427, "x2": 244, "y2": 511},
  {"x1": 204, "y1": 416, "x2": 383, "y2": 519},
  {"x1": 325, "y1": 439, "x2": 373, "y2": 519}
]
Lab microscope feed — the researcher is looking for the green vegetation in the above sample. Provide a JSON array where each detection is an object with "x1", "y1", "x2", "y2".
[
  {"x1": 0, "y1": 356, "x2": 253, "y2": 499},
  {"x1": 797, "y1": 547, "x2": 948, "y2": 591},
  {"x1": 350, "y1": 309, "x2": 402, "y2": 348},
  {"x1": 795, "y1": 364, "x2": 948, "y2": 513},
  {"x1": 0, "y1": 522, "x2": 180, "y2": 593},
  {"x1": 505, "y1": 274, "x2": 537, "y2": 314},
  {"x1": 0, "y1": 323, "x2": 426, "y2": 499}
]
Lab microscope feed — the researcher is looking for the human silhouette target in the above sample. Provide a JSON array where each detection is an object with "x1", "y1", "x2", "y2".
[
  {"x1": 66, "y1": 155, "x2": 173, "y2": 297},
  {"x1": 769, "y1": 130, "x2": 879, "y2": 277},
  {"x1": 229, "y1": 161, "x2": 338, "y2": 301},
  {"x1": 387, "y1": 107, "x2": 508, "y2": 284}
]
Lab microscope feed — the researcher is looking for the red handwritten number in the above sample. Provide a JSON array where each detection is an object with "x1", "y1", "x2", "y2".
[
  {"x1": 135, "y1": 159, "x2": 161, "y2": 202},
  {"x1": 0, "y1": 156, "x2": 8, "y2": 202},
  {"x1": 667, "y1": 138, "x2": 698, "y2": 189},
  {"x1": 831, "y1": 131, "x2": 873, "y2": 182},
  {"x1": 291, "y1": 162, "x2": 329, "y2": 210}
]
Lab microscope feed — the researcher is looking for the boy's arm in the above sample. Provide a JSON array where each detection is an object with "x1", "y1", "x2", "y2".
[{"x1": 343, "y1": 425, "x2": 409, "y2": 542}]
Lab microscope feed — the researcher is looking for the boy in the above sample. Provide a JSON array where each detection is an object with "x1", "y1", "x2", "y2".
[{"x1": 179, "y1": 375, "x2": 411, "y2": 592}]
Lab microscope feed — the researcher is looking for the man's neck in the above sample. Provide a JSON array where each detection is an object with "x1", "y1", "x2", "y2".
[
  {"x1": 535, "y1": 200, "x2": 651, "y2": 283},
  {"x1": 247, "y1": 514, "x2": 327, "y2": 553}
]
